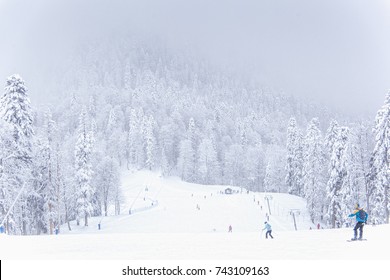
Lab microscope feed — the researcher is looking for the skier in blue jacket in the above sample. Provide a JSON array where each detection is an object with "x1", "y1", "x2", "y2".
[
  {"x1": 348, "y1": 203, "x2": 368, "y2": 240},
  {"x1": 262, "y1": 221, "x2": 274, "y2": 239}
]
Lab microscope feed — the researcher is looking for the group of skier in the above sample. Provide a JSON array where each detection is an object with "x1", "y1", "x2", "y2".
[
  {"x1": 263, "y1": 203, "x2": 368, "y2": 240},
  {"x1": 228, "y1": 203, "x2": 369, "y2": 240}
]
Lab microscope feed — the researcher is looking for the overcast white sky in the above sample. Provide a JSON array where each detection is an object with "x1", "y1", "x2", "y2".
[{"x1": 0, "y1": 0, "x2": 389, "y2": 115}]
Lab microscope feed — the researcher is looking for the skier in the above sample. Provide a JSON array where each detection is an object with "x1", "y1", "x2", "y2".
[
  {"x1": 348, "y1": 203, "x2": 368, "y2": 240},
  {"x1": 262, "y1": 221, "x2": 274, "y2": 239},
  {"x1": 228, "y1": 225, "x2": 232, "y2": 233}
]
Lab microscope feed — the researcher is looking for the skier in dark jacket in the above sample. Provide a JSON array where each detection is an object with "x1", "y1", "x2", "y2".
[{"x1": 348, "y1": 203, "x2": 368, "y2": 240}]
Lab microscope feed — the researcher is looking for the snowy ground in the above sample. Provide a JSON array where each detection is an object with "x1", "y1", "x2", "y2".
[{"x1": 0, "y1": 170, "x2": 389, "y2": 260}]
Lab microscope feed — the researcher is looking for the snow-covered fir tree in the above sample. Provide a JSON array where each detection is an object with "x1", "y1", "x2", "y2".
[
  {"x1": 74, "y1": 107, "x2": 94, "y2": 226},
  {"x1": 160, "y1": 147, "x2": 170, "y2": 176},
  {"x1": 0, "y1": 119, "x2": 14, "y2": 232},
  {"x1": 29, "y1": 138, "x2": 50, "y2": 235},
  {"x1": 105, "y1": 106, "x2": 126, "y2": 167},
  {"x1": 325, "y1": 120, "x2": 339, "y2": 155},
  {"x1": 302, "y1": 118, "x2": 326, "y2": 223},
  {"x1": 354, "y1": 122, "x2": 373, "y2": 211},
  {"x1": 177, "y1": 139, "x2": 195, "y2": 181},
  {"x1": 95, "y1": 156, "x2": 120, "y2": 216},
  {"x1": 54, "y1": 143, "x2": 72, "y2": 232},
  {"x1": 144, "y1": 115, "x2": 156, "y2": 170},
  {"x1": 341, "y1": 131, "x2": 363, "y2": 221},
  {"x1": 158, "y1": 118, "x2": 177, "y2": 173},
  {"x1": 0, "y1": 74, "x2": 35, "y2": 235},
  {"x1": 263, "y1": 163, "x2": 273, "y2": 193},
  {"x1": 244, "y1": 144, "x2": 265, "y2": 191},
  {"x1": 177, "y1": 118, "x2": 199, "y2": 181},
  {"x1": 326, "y1": 126, "x2": 350, "y2": 228},
  {"x1": 264, "y1": 143, "x2": 286, "y2": 193},
  {"x1": 42, "y1": 109, "x2": 57, "y2": 234},
  {"x1": 25, "y1": 108, "x2": 58, "y2": 235},
  {"x1": 223, "y1": 144, "x2": 245, "y2": 187},
  {"x1": 127, "y1": 108, "x2": 138, "y2": 168},
  {"x1": 127, "y1": 108, "x2": 145, "y2": 169},
  {"x1": 197, "y1": 138, "x2": 219, "y2": 184},
  {"x1": 187, "y1": 117, "x2": 198, "y2": 149},
  {"x1": 0, "y1": 74, "x2": 34, "y2": 160},
  {"x1": 369, "y1": 93, "x2": 390, "y2": 224},
  {"x1": 285, "y1": 117, "x2": 304, "y2": 196}
]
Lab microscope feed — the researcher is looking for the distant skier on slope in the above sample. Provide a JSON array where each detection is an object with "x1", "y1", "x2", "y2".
[
  {"x1": 262, "y1": 221, "x2": 274, "y2": 239},
  {"x1": 348, "y1": 203, "x2": 368, "y2": 240}
]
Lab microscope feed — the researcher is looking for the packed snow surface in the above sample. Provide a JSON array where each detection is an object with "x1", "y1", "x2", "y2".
[{"x1": 1, "y1": 170, "x2": 389, "y2": 259}]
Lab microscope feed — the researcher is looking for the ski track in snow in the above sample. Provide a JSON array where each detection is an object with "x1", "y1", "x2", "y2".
[{"x1": 0, "y1": 170, "x2": 389, "y2": 260}]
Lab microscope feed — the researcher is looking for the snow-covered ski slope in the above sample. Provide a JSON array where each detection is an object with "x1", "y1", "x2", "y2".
[
  {"x1": 1, "y1": 170, "x2": 389, "y2": 260},
  {"x1": 65, "y1": 170, "x2": 314, "y2": 234}
]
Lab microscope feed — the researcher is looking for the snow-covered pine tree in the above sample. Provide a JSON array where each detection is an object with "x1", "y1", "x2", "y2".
[
  {"x1": 264, "y1": 144, "x2": 286, "y2": 193},
  {"x1": 324, "y1": 119, "x2": 339, "y2": 227},
  {"x1": 160, "y1": 146, "x2": 170, "y2": 176},
  {"x1": 263, "y1": 163, "x2": 273, "y2": 193},
  {"x1": 0, "y1": 74, "x2": 35, "y2": 235},
  {"x1": 326, "y1": 126, "x2": 349, "y2": 228},
  {"x1": 42, "y1": 109, "x2": 57, "y2": 234},
  {"x1": 341, "y1": 130, "x2": 363, "y2": 222},
  {"x1": 54, "y1": 143, "x2": 72, "y2": 232},
  {"x1": 0, "y1": 119, "x2": 14, "y2": 233},
  {"x1": 177, "y1": 118, "x2": 200, "y2": 182},
  {"x1": 127, "y1": 108, "x2": 145, "y2": 169},
  {"x1": 223, "y1": 144, "x2": 244, "y2": 187},
  {"x1": 0, "y1": 75, "x2": 34, "y2": 161},
  {"x1": 144, "y1": 115, "x2": 156, "y2": 170},
  {"x1": 355, "y1": 122, "x2": 373, "y2": 211},
  {"x1": 239, "y1": 121, "x2": 249, "y2": 147},
  {"x1": 244, "y1": 145, "x2": 265, "y2": 191},
  {"x1": 188, "y1": 118, "x2": 198, "y2": 180},
  {"x1": 74, "y1": 107, "x2": 94, "y2": 226},
  {"x1": 105, "y1": 106, "x2": 126, "y2": 167},
  {"x1": 295, "y1": 131, "x2": 304, "y2": 196},
  {"x1": 286, "y1": 117, "x2": 297, "y2": 194},
  {"x1": 95, "y1": 156, "x2": 120, "y2": 216},
  {"x1": 29, "y1": 138, "x2": 49, "y2": 235},
  {"x1": 197, "y1": 138, "x2": 219, "y2": 184},
  {"x1": 25, "y1": 108, "x2": 57, "y2": 235},
  {"x1": 188, "y1": 117, "x2": 198, "y2": 148},
  {"x1": 325, "y1": 120, "x2": 339, "y2": 154},
  {"x1": 285, "y1": 117, "x2": 304, "y2": 196},
  {"x1": 369, "y1": 93, "x2": 390, "y2": 224},
  {"x1": 127, "y1": 108, "x2": 138, "y2": 168},
  {"x1": 177, "y1": 139, "x2": 195, "y2": 181},
  {"x1": 303, "y1": 118, "x2": 326, "y2": 224}
]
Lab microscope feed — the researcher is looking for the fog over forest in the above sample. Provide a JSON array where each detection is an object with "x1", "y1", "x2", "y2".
[
  {"x1": 0, "y1": 0, "x2": 389, "y2": 237},
  {"x1": 1, "y1": 0, "x2": 389, "y2": 115}
]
